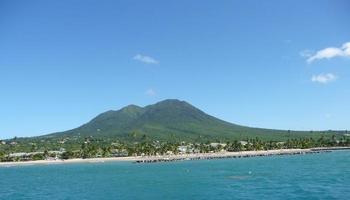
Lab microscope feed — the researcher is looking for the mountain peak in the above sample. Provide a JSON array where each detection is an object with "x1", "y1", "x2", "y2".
[
  {"x1": 153, "y1": 99, "x2": 191, "y2": 107},
  {"x1": 157, "y1": 99, "x2": 184, "y2": 103},
  {"x1": 121, "y1": 104, "x2": 143, "y2": 111},
  {"x1": 48, "y1": 99, "x2": 258, "y2": 141}
]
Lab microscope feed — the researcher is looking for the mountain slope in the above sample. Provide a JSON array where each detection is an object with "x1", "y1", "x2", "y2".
[{"x1": 46, "y1": 99, "x2": 329, "y2": 141}]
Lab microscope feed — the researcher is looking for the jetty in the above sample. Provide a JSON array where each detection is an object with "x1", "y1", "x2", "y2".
[
  {"x1": 134, "y1": 149, "x2": 327, "y2": 163},
  {"x1": 311, "y1": 147, "x2": 350, "y2": 151}
]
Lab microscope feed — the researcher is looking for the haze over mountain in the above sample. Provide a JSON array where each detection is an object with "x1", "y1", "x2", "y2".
[{"x1": 46, "y1": 99, "x2": 331, "y2": 141}]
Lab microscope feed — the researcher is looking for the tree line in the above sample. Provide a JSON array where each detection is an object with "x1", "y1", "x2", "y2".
[{"x1": 1, "y1": 135, "x2": 349, "y2": 162}]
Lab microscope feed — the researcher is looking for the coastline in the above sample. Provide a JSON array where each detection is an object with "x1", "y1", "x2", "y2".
[{"x1": 0, "y1": 147, "x2": 348, "y2": 167}]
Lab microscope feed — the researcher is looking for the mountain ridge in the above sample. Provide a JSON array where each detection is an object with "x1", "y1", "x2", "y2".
[{"x1": 44, "y1": 99, "x2": 336, "y2": 141}]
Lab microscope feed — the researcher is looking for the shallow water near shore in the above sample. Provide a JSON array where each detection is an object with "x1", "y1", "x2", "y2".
[{"x1": 1, "y1": 150, "x2": 349, "y2": 200}]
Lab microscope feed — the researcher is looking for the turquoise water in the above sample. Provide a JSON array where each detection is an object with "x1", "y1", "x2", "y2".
[{"x1": 0, "y1": 151, "x2": 349, "y2": 200}]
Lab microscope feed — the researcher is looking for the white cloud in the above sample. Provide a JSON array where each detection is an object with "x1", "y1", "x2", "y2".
[
  {"x1": 145, "y1": 88, "x2": 156, "y2": 96},
  {"x1": 133, "y1": 54, "x2": 159, "y2": 64},
  {"x1": 343, "y1": 42, "x2": 350, "y2": 55},
  {"x1": 311, "y1": 73, "x2": 337, "y2": 84},
  {"x1": 306, "y1": 42, "x2": 350, "y2": 63}
]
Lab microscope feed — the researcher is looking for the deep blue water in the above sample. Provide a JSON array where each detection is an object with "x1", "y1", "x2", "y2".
[{"x1": 0, "y1": 151, "x2": 349, "y2": 200}]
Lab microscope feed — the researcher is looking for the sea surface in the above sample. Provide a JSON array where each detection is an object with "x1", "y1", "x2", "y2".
[{"x1": 0, "y1": 150, "x2": 349, "y2": 200}]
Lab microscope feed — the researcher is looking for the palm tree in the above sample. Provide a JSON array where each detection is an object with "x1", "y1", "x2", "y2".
[{"x1": 0, "y1": 151, "x2": 4, "y2": 162}]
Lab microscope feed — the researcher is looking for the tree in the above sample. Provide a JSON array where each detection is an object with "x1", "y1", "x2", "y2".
[
  {"x1": 30, "y1": 144, "x2": 37, "y2": 152},
  {"x1": 32, "y1": 153, "x2": 45, "y2": 161},
  {"x1": 43, "y1": 150, "x2": 49, "y2": 158},
  {"x1": 61, "y1": 151, "x2": 74, "y2": 160},
  {"x1": 102, "y1": 147, "x2": 111, "y2": 157},
  {"x1": 0, "y1": 151, "x2": 5, "y2": 162}
]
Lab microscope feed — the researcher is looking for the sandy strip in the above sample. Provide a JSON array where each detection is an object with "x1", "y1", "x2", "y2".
[
  {"x1": 0, "y1": 156, "x2": 141, "y2": 167},
  {"x1": 0, "y1": 149, "x2": 315, "y2": 167}
]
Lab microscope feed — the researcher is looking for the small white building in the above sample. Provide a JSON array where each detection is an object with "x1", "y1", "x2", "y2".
[
  {"x1": 166, "y1": 151, "x2": 174, "y2": 155},
  {"x1": 178, "y1": 146, "x2": 188, "y2": 154},
  {"x1": 210, "y1": 143, "x2": 227, "y2": 148}
]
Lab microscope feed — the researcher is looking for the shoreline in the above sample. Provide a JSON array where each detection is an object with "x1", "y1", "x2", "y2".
[{"x1": 1, "y1": 147, "x2": 349, "y2": 167}]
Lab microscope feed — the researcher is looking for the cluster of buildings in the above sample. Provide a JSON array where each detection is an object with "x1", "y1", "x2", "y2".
[
  {"x1": 5, "y1": 148, "x2": 66, "y2": 161},
  {"x1": 0, "y1": 140, "x2": 18, "y2": 145},
  {"x1": 176, "y1": 142, "x2": 228, "y2": 154}
]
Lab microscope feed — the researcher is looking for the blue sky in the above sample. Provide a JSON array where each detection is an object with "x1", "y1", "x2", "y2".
[{"x1": 1, "y1": 0, "x2": 350, "y2": 139}]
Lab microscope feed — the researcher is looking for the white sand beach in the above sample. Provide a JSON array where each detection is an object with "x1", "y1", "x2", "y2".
[{"x1": 0, "y1": 148, "x2": 318, "y2": 167}]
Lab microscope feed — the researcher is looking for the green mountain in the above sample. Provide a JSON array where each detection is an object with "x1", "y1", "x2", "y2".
[{"x1": 45, "y1": 99, "x2": 334, "y2": 142}]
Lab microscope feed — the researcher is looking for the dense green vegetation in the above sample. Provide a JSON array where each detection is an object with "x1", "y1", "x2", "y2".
[{"x1": 1, "y1": 135, "x2": 349, "y2": 162}]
